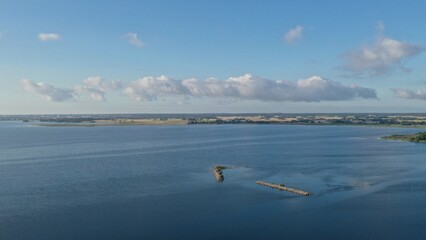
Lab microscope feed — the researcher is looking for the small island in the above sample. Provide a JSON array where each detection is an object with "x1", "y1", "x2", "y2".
[
  {"x1": 382, "y1": 132, "x2": 426, "y2": 143},
  {"x1": 213, "y1": 165, "x2": 228, "y2": 182}
]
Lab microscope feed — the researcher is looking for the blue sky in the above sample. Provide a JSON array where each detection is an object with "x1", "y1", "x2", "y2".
[{"x1": 1, "y1": 0, "x2": 426, "y2": 114}]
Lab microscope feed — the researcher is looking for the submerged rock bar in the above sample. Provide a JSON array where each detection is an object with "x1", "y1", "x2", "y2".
[{"x1": 256, "y1": 181, "x2": 312, "y2": 196}]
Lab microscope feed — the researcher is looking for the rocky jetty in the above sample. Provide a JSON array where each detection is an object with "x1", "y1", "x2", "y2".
[{"x1": 256, "y1": 181, "x2": 312, "y2": 196}]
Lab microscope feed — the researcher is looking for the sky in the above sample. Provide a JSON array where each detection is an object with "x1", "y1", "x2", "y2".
[{"x1": 1, "y1": 0, "x2": 426, "y2": 114}]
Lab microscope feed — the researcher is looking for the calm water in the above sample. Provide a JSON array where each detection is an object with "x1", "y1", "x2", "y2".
[{"x1": 1, "y1": 122, "x2": 426, "y2": 240}]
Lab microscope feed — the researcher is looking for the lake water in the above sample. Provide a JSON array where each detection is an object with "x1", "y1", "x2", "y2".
[{"x1": 1, "y1": 122, "x2": 426, "y2": 240}]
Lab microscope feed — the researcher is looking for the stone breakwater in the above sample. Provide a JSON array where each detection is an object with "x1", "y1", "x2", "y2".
[{"x1": 256, "y1": 181, "x2": 312, "y2": 196}]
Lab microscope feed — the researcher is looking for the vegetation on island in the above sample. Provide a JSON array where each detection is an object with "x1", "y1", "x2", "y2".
[
  {"x1": 214, "y1": 165, "x2": 228, "y2": 171},
  {"x1": 382, "y1": 132, "x2": 426, "y2": 143}
]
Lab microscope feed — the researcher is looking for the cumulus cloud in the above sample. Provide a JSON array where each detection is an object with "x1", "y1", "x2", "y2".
[
  {"x1": 21, "y1": 79, "x2": 74, "y2": 101},
  {"x1": 284, "y1": 25, "x2": 303, "y2": 43},
  {"x1": 124, "y1": 74, "x2": 377, "y2": 102},
  {"x1": 124, "y1": 32, "x2": 144, "y2": 48},
  {"x1": 124, "y1": 76, "x2": 187, "y2": 101},
  {"x1": 21, "y1": 77, "x2": 121, "y2": 102},
  {"x1": 343, "y1": 26, "x2": 423, "y2": 76},
  {"x1": 74, "y1": 77, "x2": 122, "y2": 101},
  {"x1": 21, "y1": 74, "x2": 377, "y2": 103},
  {"x1": 38, "y1": 33, "x2": 61, "y2": 41},
  {"x1": 392, "y1": 88, "x2": 426, "y2": 100}
]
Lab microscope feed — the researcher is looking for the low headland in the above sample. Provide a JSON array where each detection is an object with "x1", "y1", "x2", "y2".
[{"x1": 382, "y1": 132, "x2": 426, "y2": 143}]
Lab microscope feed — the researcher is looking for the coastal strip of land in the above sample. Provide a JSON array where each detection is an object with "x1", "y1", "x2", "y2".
[
  {"x1": 382, "y1": 132, "x2": 426, "y2": 143},
  {"x1": 34, "y1": 118, "x2": 188, "y2": 127},
  {"x1": 7, "y1": 113, "x2": 426, "y2": 128}
]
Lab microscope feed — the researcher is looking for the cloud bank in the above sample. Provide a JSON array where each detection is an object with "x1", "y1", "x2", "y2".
[
  {"x1": 124, "y1": 32, "x2": 144, "y2": 48},
  {"x1": 343, "y1": 34, "x2": 423, "y2": 76},
  {"x1": 125, "y1": 74, "x2": 376, "y2": 102},
  {"x1": 38, "y1": 33, "x2": 61, "y2": 41},
  {"x1": 392, "y1": 88, "x2": 426, "y2": 100},
  {"x1": 21, "y1": 79, "x2": 74, "y2": 101},
  {"x1": 21, "y1": 74, "x2": 377, "y2": 103},
  {"x1": 74, "y1": 77, "x2": 122, "y2": 101},
  {"x1": 284, "y1": 25, "x2": 303, "y2": 43}
]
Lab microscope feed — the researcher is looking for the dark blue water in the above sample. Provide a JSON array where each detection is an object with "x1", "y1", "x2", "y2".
[{"x1": 1, "y1": 122, "x2": 426, "y2": 240}]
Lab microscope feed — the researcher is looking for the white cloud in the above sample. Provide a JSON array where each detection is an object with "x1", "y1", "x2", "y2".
[
  {"x1": 343, "y1": 27, "x2": 423, "y2": 76},
  {"x1": 74, "y1": 77, "x2": 122, "y2": 102},
  {"x1": 124, "y1": 76, "x2": 187, "y2": 101},
  {"x1": 22, "y1": 74, "x2": 377, "y2": 103},
  {"x1": 124, "y1": 32, "x2": 144, "y2": 48},
  {"x1": 21, "y1": 79, "x2": 74, "y2": 101},
  {"x1": 284, "y1": 25, "x2": 303, "y2": 43},
  {"x1": 125, "y1": 74, "x2": 377, "y2": 102},
  {"x1": 38, "y1": 33, "x2": 61, "y2": 42},
  {"x1": 392, "y1": 88, "x2": 426, "y2": 100},
  {"x1": 21, "y1": 77, "x2": 121, "y2": 102}
]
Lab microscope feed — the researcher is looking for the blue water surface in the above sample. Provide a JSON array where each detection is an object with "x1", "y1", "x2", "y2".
[{"x1": 1, "y1": 122, "x2": 426, "y2": 240}]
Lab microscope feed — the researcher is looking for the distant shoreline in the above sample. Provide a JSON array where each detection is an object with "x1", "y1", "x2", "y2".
[
  {"x1": 33, "y1": 118, "x2": 188, "y2": 127},
  {"x1": 32, "y1": 120, "x2": 426, "y2": 128},
  {"x1": 6, "y1": 113, "x2": 426, "y2": 128}
]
